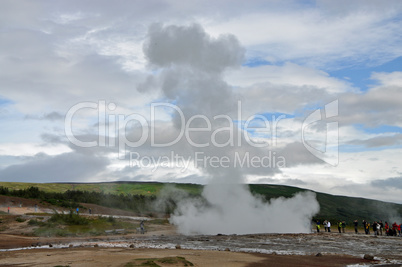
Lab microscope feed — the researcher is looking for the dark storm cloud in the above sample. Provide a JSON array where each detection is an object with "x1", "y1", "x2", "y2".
[{"x1": 371, "y1": 177, "x2": 402, "y2": 189}]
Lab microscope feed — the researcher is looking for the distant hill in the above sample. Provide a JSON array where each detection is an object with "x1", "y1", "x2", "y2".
[
  {"x1": 248, "y1": 184, "x2": 402, "y2": 224},
  {"x1": 1, "y1": 181, "x2": 401, "y2": 224},
  {"x1": 0, "y1": 181, "x2": 202, "y2": 196}
]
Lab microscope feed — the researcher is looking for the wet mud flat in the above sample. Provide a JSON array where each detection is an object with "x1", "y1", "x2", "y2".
[
  {"x1": 1, "y1": 232, "x2": 401, "y2": 266},
  {"x1": 126, "y1": 232, "x2": 402, "y2": 262}
]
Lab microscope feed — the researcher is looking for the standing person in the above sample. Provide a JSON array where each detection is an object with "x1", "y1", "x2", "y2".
[
  {"x1": 342, "y1": 221, "x2": 346, "y2": 233},
  {"x1": 316, "y1": 221, "x2": 321, "y2": 233},
  {"x1": 363, "y1": 220, "x2": 368, "y2": 234},
  {"x1": 140, "y1": 220, "x2": 145, "y2": 234},
  {"x1": 34, "y1": 204, "x2": 38, "y2": 212},
  {"x1": 89, "y1": 208, "x2": 92, "y2": 215},
  {"x1": 366, "y1": 222, "x2": 370, "y2": 235},
  {"x1": 338, "y1": 221, "x2": 342, "y2": 233},
  {"x1": 372, "y1": 222, "x2": 378, "y2": 236},
  {"x1": 76, "y1": 207, "x2": 79, "y2": 215},
  {"x1": 379, "y1": 221, "x2": 384, "y2": 236},
  {"x1": 385, "y1": 222, "x2": 389, "y2": 235},
  {"x1": 392, "y1": 222, "x2": 398, "y2": 236},
  {"x1": 323, "y1": 220, "x2": 328, "y2": 232},
  {"x1": 354, "y1": 220, "x2": 358, "y2": 234},
  {"x1": 327, "y1": 221, "x2": 331, "y2": 232}
]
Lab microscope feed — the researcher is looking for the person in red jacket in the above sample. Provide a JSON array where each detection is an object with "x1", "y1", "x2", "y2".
[
  {"x1": 392, "y1": 222, "x2": 398, "y2": 236},
  {"x1": 385, "y1": 222, "x2": 389, "y2": 235}
]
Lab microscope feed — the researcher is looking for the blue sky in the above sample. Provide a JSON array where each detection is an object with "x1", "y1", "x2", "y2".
[
  {"x1": 356, "y1": 124, "x2": 402, "y2": 134},
  {"x1": 329, "y1": 56, "x2": 402, "y2": 92},
  {"x1": 245, "y1": 56, "x2": 402, "y2": 93}
]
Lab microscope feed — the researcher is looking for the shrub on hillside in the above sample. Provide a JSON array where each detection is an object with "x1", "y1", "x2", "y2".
[
  {"x1": 28, "y1": 219, "x2": 46, "y2": 226},
  {"x1": 15, "y1": 217, "x2": 26, "y2": 223},
  {"x1": 48, "y1": 212, "x2": 89, "y2": 225}
]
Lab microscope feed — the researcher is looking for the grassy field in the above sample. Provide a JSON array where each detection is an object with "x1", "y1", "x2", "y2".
[
  {"x1": 0, "y1": 181, "x2": 203, "y2": 196},
  {"x1": 1, "y1": 181, "x2": 401, "y2": 224},
  {"x1": 28, "y1": 214, "x2": 168, "y2": 237},
  {"x1": 0, "y1": 211, "x2": 169, "y2": 237}
]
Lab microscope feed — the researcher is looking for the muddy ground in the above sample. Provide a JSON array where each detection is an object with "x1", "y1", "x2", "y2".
[{"x1": 1, "y1": 197, "x2": 402, "y2": 266}]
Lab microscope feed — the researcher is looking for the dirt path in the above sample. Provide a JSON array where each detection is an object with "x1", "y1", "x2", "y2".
[{"x1": 0, "y1": 246, "x2": 377, "y2": 267}]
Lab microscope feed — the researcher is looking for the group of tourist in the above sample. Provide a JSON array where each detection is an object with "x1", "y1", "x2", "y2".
[
  {"x1": 315, "y1": 220, "x2": 402, "y2": 236},
  {"x1": 358, "y1": 220, "x2": 402, "y2": 236},
  {"x1": 315, "y1": 220, "x2": 334, "y2": 232}
]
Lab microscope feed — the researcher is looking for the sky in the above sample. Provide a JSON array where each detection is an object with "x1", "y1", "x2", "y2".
[{"x1": 1, "y1": 0, "x2": 402, "y2": 204}]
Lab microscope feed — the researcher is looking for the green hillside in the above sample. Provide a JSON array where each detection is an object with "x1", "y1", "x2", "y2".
[
  {"x1": 1, "y1": 181, "x2": 401, "y2": 224},
  {"x1": 248, "y1": 184, "x2": 402, "y2": 223},
  {"x1": 0, "y1": 181, "x2": 203, "y2": 196}
]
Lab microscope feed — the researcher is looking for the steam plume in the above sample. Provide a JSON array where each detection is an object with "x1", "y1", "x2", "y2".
[{"x1": 143, "y1": 23, "x2": 320, "y2": 234}]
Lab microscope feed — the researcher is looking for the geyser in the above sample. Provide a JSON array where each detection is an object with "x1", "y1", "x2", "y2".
[
  {"x1": 144, "y1": 23, "x2": 320, "y2": 235},
  {"x1": 169, "y1": 184, "x2": 320, "y2": 235}
]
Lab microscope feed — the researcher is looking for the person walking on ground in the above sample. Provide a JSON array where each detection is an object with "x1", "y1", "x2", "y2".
[
  {"x1": 327, "y1": 221, "x2": 331, "y2": 232},
  {"x1": 342, "y1": 221, "x2": 346, "y2": 233},
  {"x1": 354, "y1": 220, "x2": 358, "y2": 234},
  {"x1": 338, "y1": 221, "x2": 342, "y2": 233},
  {"x1": 140, "y1": 220, "x2": 145, "y2": 234}
]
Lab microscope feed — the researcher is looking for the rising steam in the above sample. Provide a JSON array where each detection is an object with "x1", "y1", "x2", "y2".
[
  {"x1": 144, "y1": 23, "x2": 320, "y2": 235},
  {"x1": 161, "y1": 184, "x2": 319, "y2": 235}
]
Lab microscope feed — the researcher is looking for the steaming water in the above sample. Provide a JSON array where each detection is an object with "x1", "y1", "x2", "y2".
[{"x1": 168, "y1": 184, "x2": 320, "y2": 235}]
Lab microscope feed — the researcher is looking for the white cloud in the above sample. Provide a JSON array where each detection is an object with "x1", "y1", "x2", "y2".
[
  {"x1": 0, "y1": 143, "x2": 72, "y2": 157},
  {"x1": 371, "y1": 71, "x2": 402, "y2": 87},
  {"x1": 0, "y1": 152, "x2": 109, "y2": 183},
  {"x1": 205, "y1": 3, "x2": 402, "y2": 68},
  {"x1": 338, "y1": 75, "x2": 402, "y2": 127},
  {"x1": 262, "y1": 147, "x2": 402, "y2": 203},
  {"x1": 226, "y1": 63, "x2": 355, "y2": 92},
  {"x1": 1, "y1": 1, "x2": 402, "y2": 204}
]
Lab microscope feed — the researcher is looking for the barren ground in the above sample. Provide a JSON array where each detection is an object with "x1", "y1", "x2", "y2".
[{"x1": 1, "y1": 196, "x2": 401, "y2": 266}]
